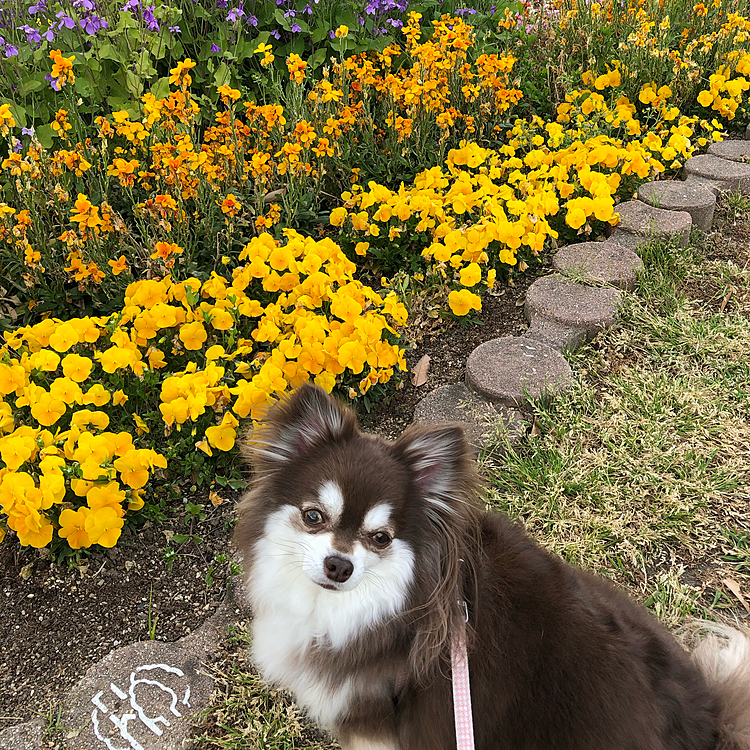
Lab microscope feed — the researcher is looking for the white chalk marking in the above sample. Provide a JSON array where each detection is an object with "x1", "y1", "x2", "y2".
[
  {"x1": 135, "y1": 663, "x2": 184, "y2": 677},
  {"x1": 110, "y1": 683, "x2": 127, "y2": 700},
  {"x1": 91, "y1": 709, "x2": 132, "y2": 750},
  {"x1": 108, "y1": 713, "x2": 145, "y2": 750}
]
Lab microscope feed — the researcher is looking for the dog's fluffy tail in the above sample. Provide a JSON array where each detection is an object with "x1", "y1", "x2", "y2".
[{"x1": 686, "y1": 621, "x2": 750, "y2": 750}]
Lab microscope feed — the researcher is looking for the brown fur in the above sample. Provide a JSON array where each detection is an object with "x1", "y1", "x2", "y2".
[{"x1": 234, "y1": 384, "x2": 750, "y2": 750}]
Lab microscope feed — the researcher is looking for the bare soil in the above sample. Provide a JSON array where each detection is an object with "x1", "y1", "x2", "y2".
[{"x1": 0, "y1": 262, "x2": 546, "y2": 730}]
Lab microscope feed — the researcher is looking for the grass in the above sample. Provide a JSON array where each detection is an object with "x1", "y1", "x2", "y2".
[
  {"x1": 190, "y1": 196, "x2": 750, "y2": 746},
  {"x1": 191, "y1": 625, "x2": 338, "y2": 750},
  {"x1": 484, "y1": 196, "x2": 750, "y2": 625}
]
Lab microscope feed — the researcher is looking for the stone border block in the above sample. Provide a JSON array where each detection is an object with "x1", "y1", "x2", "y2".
[
  {"x1": 413, "y1": 383, "x2": 525, "y2": 448},
  {"x1": 637, "y1": 180, "x2": 716, "y2": 232},
  {"x1": 525, "y1": 275, "x2": 621, "y2": 344},
  {"x1": 683, "y1": 154, "x2": 750, "y2": 194},
  {"x1": 707, "y1": 140, "x2": 750, "y2": 163},
  {"x1": 552, "y1": 241, "x2": 643, "y2": 290},
  {"x1": 466, "y1": 337, "x2": 573, "y2": 408},
  {"x1": 611, "y1": 200, "x2": 692, "y2": 247}
]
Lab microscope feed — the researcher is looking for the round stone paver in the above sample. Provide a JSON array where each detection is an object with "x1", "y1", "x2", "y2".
[
  {"x1": 637, "y1": 180, "x2": 716, "y2": 232},
  {"x1": 465, "y1": 336, "x2": 573, "y2": 408},
  {"x1": 552, "y1": 241, "x2": 643, "y2": 290},
  {"x1": 683, "y1": 154, "x2": 750, "y2": 194},
  {"x1": 525, "y1": 275, "x2": 621, "y2": 341},
  {"x1": 413, "y1": 383, "x2": 524, "y2": 448},
  {"x1": 707, "y1": 140, "x2": 750, "y2": 163},
  {"x1": 612, "y1": 200, "x2": 692, "y2": 247}
]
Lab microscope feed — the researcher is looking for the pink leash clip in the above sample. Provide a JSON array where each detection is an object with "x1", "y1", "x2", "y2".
[{"x1": 451, "y1": 599, "x2": 475, "y2": 750}]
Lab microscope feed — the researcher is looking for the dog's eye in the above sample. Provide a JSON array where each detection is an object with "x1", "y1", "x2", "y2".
[
  {"x1": 303, "y1": 509, "x2": 324, "y2": 526},
  {"x1": 371, "y1": 531, "x2": 391, "y2": 547}
]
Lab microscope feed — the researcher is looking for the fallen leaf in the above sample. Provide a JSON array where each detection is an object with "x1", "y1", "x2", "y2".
[
  {"x1": 263, "y1": 188, "x2": 286, "y2": 205},
  {"x1": 163, "y1": 530, "x2": 174, "y2": 543},
  {"x1": 410, "y1": 354, "x2": 431, "y2": 387},
  {"x1": 19, "y1": 563, "x2": 33, "y2": 580},
  {"x1": 209, "y1": 490, "x2": 226, "y2": 507},
  {"x1": 530, "y1": 416, "x2": 542, "y2": 438},
  {"x1": 723, "y1": 578, "x2": 750, "y2": 615},
  {"x1": 515, "y1": 296, "x2": 526, "y2": 307},
  {"x1": 720, "y1": 287, "x2": 734, "y2": 313}
]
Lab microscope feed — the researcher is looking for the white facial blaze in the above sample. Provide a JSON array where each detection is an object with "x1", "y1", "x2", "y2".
[{"x1": 317, "y1": 480, "x2": 345, "y2": 523}]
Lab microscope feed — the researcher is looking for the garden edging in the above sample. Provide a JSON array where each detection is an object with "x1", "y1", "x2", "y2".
[{"x1": 412, "y1": 143, "x2": 747, "y2": 449}]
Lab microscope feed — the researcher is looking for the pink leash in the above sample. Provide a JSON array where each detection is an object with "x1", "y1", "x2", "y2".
[{"x1": 451, "y1": 599, "x2": 475, "y2": 750}]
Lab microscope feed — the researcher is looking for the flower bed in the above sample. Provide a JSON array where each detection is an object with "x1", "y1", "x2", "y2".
[{"x1": 2, "y1": 0, "x2": 750, "y2": 556}]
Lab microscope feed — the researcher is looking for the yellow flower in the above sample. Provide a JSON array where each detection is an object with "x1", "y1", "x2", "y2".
[
  {"x1": 84, "y1": 506, "x2": 124, "y2": 548},
  {"x1": 30, "y1": 393, "x2": 67, "y2": 426},
  {"x1": 113, "y1": 389, "x2": 128, "y2": 406},
  {"x1": 330, "y1": 207, "x2": 348, "y2": 226},
  {"x1": 133, "y1": 414, "x2": 150, "y2": 435},
  {"x1": 61, "y1": 353, "x2": 93, "y2": 382},
  {"x1": 205, "y1": 412, "x2": 239, "y2": 452},
  {"x1": 48, "y1": 322, "x2": 79, "y2": 352},
  {"x1": 179, "y1": 321, "x2": 208, "y2": 350},
  {"x1": 59, "y1": 507, "x2": 90, "y2": 549},
  {"x1": 335, "y1": 25, "x2": 349, "y2": 38},
  {"x1": 82, "y1": 383, "x2": 111, "y2": 407},
  {"x1": 459, "y1": 263, "x2": 482, "y2": 287},
  {"x1": 448, "y1": 289, "x2": 482, "y2": 316},
  {"x1": 108, "y1": 256, "x2": 128, "y2": 276}
]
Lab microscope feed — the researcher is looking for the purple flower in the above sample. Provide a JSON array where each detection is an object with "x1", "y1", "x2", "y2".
[
  {"x1": 18, "y1": 24, "x2": 42, "y2": 45},
  {"x1": 22, "y1": 126, "x2": 35, "y2": 136},
  {"x1": 169, "y1": 24, "x2": 180, "y2": 32},
  {"x1": 72, "y1": 0, "x2": 95, "y2": 10},
  {"x1": 210, "y1": 42, "x2": 221, "y2": 52},
  {"x1": 121, "y1": 0, "x2": 139, "y2": 11},
  {"x1": 56, "y1": 11, "x2": 76, "y2": 29},
  {"x1": 226, "y1": 5, "x2": 244, "y2": 21},
  {"x1": 290, "y1": 21, "x2": 301, "y2": 31},
  {"x1": 270, "y1": 28, "x2": 281, "y2": 38},
  {"x1": 42, "y1": 26, "x2": 55, "y2": 40},
  {"x1": 215, "y1": 0, "x2": 228, "y2": 7},
  {"x1": 359, "y1": 15, "x2": 365, "y2": 24},
  {"x1": 387, "y1": 17, "x2": 403, "y2": 27},
  {"x1": 454, "y1": 7, "x2": 477, "y2": 15},
  {"x1": 45, "y1": 72, "x2": 61, "y2": 91},
  {"x1": 246, "y1": 14, "x2": 258, "y2": 25},
  {"x1": 283, "y1": 8, "x2": 295, "y2": 17},
  {"x1": 328, "y1": 29, "x2": 335, "y2": 38},
  {"x1": 142, "y1": 5, "x2": 159, "y2": 30},
  {"x1": 5, "y1": 44, "x2": 19, "y2": 56},
  {"x1": 28, "y1": 0, "x2": 47, "y2": 15},
  {"x1": 303, "y1": 4, "x2": 312, "y2": 13}
]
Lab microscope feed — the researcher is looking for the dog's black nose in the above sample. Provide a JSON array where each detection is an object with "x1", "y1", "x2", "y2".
[{"x1": 324, "y1": 555, "x2": 353, "y2": 583}]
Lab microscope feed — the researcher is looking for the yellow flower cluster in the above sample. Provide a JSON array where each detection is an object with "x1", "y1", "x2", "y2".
[
  {"x1": 331, "y1": 87, "x2": 708, "y2": 315},
  {"x1": 0, "y1": 230, "x2": 406, "y2": 549}
]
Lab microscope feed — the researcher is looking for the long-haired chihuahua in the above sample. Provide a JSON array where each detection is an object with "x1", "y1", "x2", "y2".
[{"x1": 234, "y1": 384, "x2": 750, "y2": 750}]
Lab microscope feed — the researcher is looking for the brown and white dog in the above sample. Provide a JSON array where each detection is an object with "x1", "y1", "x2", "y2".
[{"x1": 234, "y1": 383, "x2": 750, "y2": 750}]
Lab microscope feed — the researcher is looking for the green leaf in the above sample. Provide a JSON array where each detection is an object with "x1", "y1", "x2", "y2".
[
  {"x1": 150, "y1": 76, "x2": 170, "y2": 100},
  {"x1": 74, "y1": 76, "x2": 92, "y2": 98},
  {"x1": 214, "y1": 62, "x2": 230, "y2": 87},
  {"x1": 34, "y1": 123, "x2": 54, "y2": 148},
  {"x1": 310, "y1": 48, "x2": 327, "y2": 69},
  {"x1": 18, "y1": 78, "x2": 43, "y2": 96}
]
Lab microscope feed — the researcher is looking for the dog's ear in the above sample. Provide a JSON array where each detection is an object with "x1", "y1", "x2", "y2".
[
  {"x1": 245, "y1": 383, "x2": 356, "y2": 470},
  {"x1": 392, "y1": 424, "x2": 475, "y2": 518}
]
